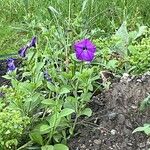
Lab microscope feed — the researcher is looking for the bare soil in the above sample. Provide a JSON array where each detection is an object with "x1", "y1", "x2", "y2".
[{"x1": 68, "y1": 74, "x2": 150, "y2": 150}]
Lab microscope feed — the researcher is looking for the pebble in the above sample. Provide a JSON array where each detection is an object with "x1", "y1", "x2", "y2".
[
  {"x1": 80, "y1": 144, "x2": 86, "y2": 148},
  {"x1": 108, "y1": 112, "x2": 118, "y2": 120},
  {"x1": 127, "y1": 143, "x2": 133, "y2": 146},
  {"x1": 137, "y1": 142, "x2": 146, "y2": 148},
  {"x1": 110, "y1": 129, "x2": 117, "y2": 135},
  {"x1": 94, "y1": 139, "x2": 102, "y2": 145},
  {"x1": 147, "y1": 138, "x2": 150, "y2": 145},
  {"x1": 125, "y1": 119, "x2": 132, "y2": 129},
  {"x1": 131, "y1": 105, "x2": 138, "y2": 110},
  {"x1": 118, "y1": 114, "x2": 125, "y2": 124},
  {"x1": 137, "y1": 79, "x2": 142, "y2": 82}
]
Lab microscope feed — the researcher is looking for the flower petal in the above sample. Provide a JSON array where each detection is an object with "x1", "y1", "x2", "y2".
[
  {"x1": 75, "y1": 47, "x2": 83, "y2": 59},
  {"x1": 7, "y1": 58, "x2": 16, "y2": 72},
  {"x1": 18, "y1": 46, "x2": 28, "y2": 57},
  {"x1": 81, "y1": 51, "x2": 94, "y2": 62},
  {"x1": 29, "y1": 37, "x2": 37, "y2": 48},
  {"x1": 85, "y1": 39, "x2": 96, "y2": 53},
  {"x1": 74, "y1": 39, "x2": 86, "y2": 49}
]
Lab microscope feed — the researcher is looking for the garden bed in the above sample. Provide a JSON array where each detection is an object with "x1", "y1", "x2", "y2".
[
  {"x1": 1, "y1": 59, "x2": 150, "y2": 150},
  {"x1": 68, "y1": 73, "x2": 150, "y2": 150}
]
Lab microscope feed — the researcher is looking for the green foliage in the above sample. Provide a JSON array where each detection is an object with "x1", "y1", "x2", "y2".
[
  {"x1": 41, "y1": 144, "x2": 69, "y2": 150},
  {"x1": 0, "y1": 106, "x2": 30, "y2": 149},
  {"x1": 1, "y1": 27, "x2": 98, "y2": 149},
  {"x1": 133, "y1": 95, "x2": 150, "y2": 137},
  {"x1": 1, "y1": 0, "x2": 150, "y2": 149},
  {"x1": 0, "y1": 0, "x2": 150, "y2": 58},
  {"x1": 140, "y1": 94, "x2": 150, "y2": 111},
  {"x1": 128, "y1": 35, "x2": 150, "y2": 74},
  {"x1": 133, "y1": 124, "x2": 150, "y2": 135}
]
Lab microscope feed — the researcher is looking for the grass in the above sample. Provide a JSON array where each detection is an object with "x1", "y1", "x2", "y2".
[{"x1": 0, "y1": 0, "x2": 150, "y2": 59}]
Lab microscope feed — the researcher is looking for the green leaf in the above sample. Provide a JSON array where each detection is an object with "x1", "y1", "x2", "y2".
[
  {"x1": 35, "y1": 62, "x2": 45, "y2": 73},
  {"x1": 54, "y1": 144, "x2": 69, "y2": 150},
  {"x1": 47, "y1": 113, "x2": 61, "y2": 128},
  {"x1": 59, "y1": 108, "x2": 75, "y2": 118},
  {"x1": 81, "y1": 0, "x2": 89, "y2": 12},
  {"x1": 2, "y1": 74, "x2": 12, "y2": 80},
  {"x1": 81, "y1": 92, "x2": 92, "y2": 102},
  {"x1": 64, "y1": 97, "x2": 77, "y2": 111},
  {"x1": 81, "y1": 108, "x2": 92, "y2": 117},
  {"x1": 48, "y1": 6, "x2": 60, "y2": 15},
  {"x1": 107, "y1": 60, "x2": 118, "y2": 69},
  {"x1": 133, "y1": 124, "x2": 150, "y2": 135},
  {"x1": 53, "y1": 133, "x2": 63, "y2": 142},
  {"x1": 90, "y1": 75, "x2": 100, "y2": 82},
  {"x1": 39, "y1": 124, "x2": 51, "y2": 134},
  {"x1": 47, "y1": 83, "x2": 57, "y2": 92},
  {"x1": 115, "y1": 21, "x2": 129, "y2": 56},
  {"x1": 115, "y1": 21, "x2": 129, "y2": 45},
  {"x1": 42, "y1": 99, "x2": 56, "y2": 106},
  {"x1": 30, "y1": 132, "x2": 43, "y2": 145},
  {"x1": 134, "y1": 26, "x2": 147, "y2": 40},
  {"x1": 41, "y1": 145, "x2": 54, "y2": 150},
  {"x1": 140, "y1": 95, "x2": 150, "y2": 111},
  {"x1": 59, "y1": 86, "x2": 70, "y2": 95}
]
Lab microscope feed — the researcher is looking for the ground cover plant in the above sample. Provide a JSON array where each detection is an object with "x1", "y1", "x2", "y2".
[{"x1": 0, "y1": 0, "x2": 150, "y2": 150}]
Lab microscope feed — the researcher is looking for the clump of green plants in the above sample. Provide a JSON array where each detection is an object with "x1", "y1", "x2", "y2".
[
  {"x1": 128, "y1": 35, "x2": 150, "y2": 74},
  {"x1": 0, "y1": 104, "x2": 30, "y2": 149},
  {"x1": 1, "y1": 35, "x2": 99, "y2": 149}
]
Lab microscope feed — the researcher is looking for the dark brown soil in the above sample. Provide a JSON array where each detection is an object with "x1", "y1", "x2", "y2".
[
  {"x1": 68, "y1": 73, "x2": 150, "y2": 150},
  {"x1": 0, "y1": 60, "x2": 9, "y2": 86}
]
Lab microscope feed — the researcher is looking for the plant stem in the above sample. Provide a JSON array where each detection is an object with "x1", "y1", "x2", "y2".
[
  {"x1": 17, "y1": 141, "x2": 32, "y2": 150},
  {"x1": 72, "y1": 115, "x2": 78, "y2": 135}
]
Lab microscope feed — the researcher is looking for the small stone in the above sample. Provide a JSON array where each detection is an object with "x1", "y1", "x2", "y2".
[
  {"x1": 147, "y1": 138, "x2": 150, "y2": 145},
  {"x1": 127, "y1": 143, "x2": 133, "y2": 146},
  {"x1": 125, "y1": 119, "x2": 132, "y2": 129},
  {"x1": 131, "y1": 105, "x2": 138, "y2": 110},
  {"x1": 118, "y1": 114, "x2": 125, "y2": 124},
  {"x1": 121, "y1": 73, "x2": 130, "y2": 82},
  {"x1": 94, "y1": 139, "x2": 102, "y2": 145},
  {"x1": 80, "y1": 144, "x2": 86, "y2": 148},
  {"x1": 137, "y1": 79, "x2": 142, "y2": 82},
  {"x1": 108, "y1": 112, "x2": 118, "y2": 120},
  {"x1": 110, "y1": 129, "x2": 117, "y2": 135},
  {"x1": 137, "y1": 142, "x2": 146, "y2": 148}
]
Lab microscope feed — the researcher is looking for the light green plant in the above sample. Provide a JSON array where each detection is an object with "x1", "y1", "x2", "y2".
[{"x1": 0, "y1": 103, "x2": 30, "y2": 150}]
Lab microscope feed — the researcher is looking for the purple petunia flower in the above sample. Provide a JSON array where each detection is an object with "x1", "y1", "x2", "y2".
[
  {"x1": 74, "y1": 39, "x2": 96, "y2": 62},
  {"x1": 7, "y1": 58, "x2": 16, "y2": 72},
  {"x1": 28, "y1": 37, "x2": 37, "y2": 48},
  {"x1": 18, "y1": 46, "x2": 28, "y2": 57},
  {"x1": 18, "y1": 36, "x2": 37, "y2": 57}
]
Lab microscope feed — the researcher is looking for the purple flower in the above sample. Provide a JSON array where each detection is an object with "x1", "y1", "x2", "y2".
[
  {"x1": 18, "y1": 46, "x2": 28, "y2": 57},
  {"x1": 74, "y1": 39, "x2": 96, "y2": 62},
  {"x1": 7, "y1": 58, "x2": 16, "y2": 72},
  {"x1": 18, "y1": 37, "x2": 37, "y2": 57},
  {"x1": 43, "y1": 71, "x2": 52, "y2": 82},
  {"x1": 28, "y1": 37, "x2": 37, "y2": 48}
]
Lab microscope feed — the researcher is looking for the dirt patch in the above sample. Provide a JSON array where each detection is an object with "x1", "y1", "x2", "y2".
[
  {"x1": 68, "y1": 74, "x2": 150, "y2": 150},
  {"x1": 0, "y1": 60, "x2": 9, "y2": 86}
]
